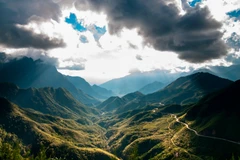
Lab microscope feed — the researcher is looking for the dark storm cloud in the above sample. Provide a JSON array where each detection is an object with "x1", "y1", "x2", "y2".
[
  {"x1": 0, "y1": 0, "x2": 65, "y2": 49},
  {"x1": 75, "y1": 0, "x2": 227, "y2": 63},
  {"x1": 0, "y1": 25, "x2": 65, "y2": 49}
]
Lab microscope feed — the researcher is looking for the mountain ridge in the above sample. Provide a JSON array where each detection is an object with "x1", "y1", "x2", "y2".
[
  {"x1": 0, "y1": 54, "x2": 100, "y2": 105},
  {"x1": 142, "y1": 72, "x2": 233, "y2": 105},
  {"x1": 138, "y1": 81, "x2": 165, "y2": 94},
  {"x1": 0, "y1": 82, "x2": 98, "y2": 119}
]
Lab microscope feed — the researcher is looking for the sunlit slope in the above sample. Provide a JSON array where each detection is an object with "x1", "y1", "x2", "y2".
[
  {"x1": 97, "y1": 92, "x2": 144, "y2": 112},
  {"x1": 0, "y1": 97, "x2": 119, "y2": 160}
]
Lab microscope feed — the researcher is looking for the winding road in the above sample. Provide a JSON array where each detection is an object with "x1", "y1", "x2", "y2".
[{"x1": 172, "y1": 114, "x2": 240, "y2": 146}]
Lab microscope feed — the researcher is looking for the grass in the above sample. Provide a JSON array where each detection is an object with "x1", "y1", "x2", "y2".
[{"x1": 1, "y1": 95, "x2": 240, "y2": 160}]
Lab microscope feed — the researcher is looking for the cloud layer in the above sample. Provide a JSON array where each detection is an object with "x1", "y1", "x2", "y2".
[
  {"x1": 75, "y1": 0, "x2": 227, "y2": 63},
  {"x1": 0, "y1": 0, "x2": 65, "y2": 50}
]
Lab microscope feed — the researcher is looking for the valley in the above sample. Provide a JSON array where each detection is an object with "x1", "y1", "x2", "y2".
[
  {"x1": 0, "y1": 55, "x2": 240, "y2": 160},
  {"x1": 1, "y1": 0, "x2": 240, "y2": 159}
]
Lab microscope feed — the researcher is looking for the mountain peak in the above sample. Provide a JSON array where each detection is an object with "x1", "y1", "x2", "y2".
[
  {"x1": 165, "y1": 72, "x2": 233, "y2": 92},
  {"x1": 122, "y1": 91, "x2": 144, "y2": 101},
  {"x1": 142, "y1": 72, "x2": 233, "y2": 105},
  {"x1": 139, "y1": 81, "x2": 165, "y2": 94}
]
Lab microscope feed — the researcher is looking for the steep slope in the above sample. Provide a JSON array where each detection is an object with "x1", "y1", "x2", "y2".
[
  {"x1": 97, "y1": 97, "x2": 126, "y2": 112},
  {"x1": 0, "y1": 82, "x2": 98, "y2": 119},
  {"x1": 0, "y1": 55, "x2": 99, "y2": 105},
  {"x1": 142, "y1": 72, "x2": 233, "y2": 105},
  {"x1": 66, "y1": 75, "x2": 108, "y2": 100},
  {"x1": 0, "y1": 97, "x2": 119, "y2": 160},
  {"x1": 138, "y1": 81, "x2": 165, "y2": 94},
  {"x1": 66, "y1": 76, "x2": 115, "y2": 100},
  {"x1": 97, "y1": 92, "x2": 144, "y2": 112},
  {"x1": 185, "y1": 80, "x2": 240, "y2": 141},
  {"x1": 98, "y1": 99, "x2": 240, "y2": 160},
  {"x1": 121, "y1": 91, "x2": 144, "y2": 102},
  {"x1": 100, "y1": 70, "x2": 186, "y2": 95},
  {"x1": 92, "y1": 84, "x2": 115, "y2": 98}
]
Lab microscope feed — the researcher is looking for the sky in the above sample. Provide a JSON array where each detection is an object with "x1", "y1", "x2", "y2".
[{"x1": 0, "y1": 0, "x2": 240, "y2": 84}]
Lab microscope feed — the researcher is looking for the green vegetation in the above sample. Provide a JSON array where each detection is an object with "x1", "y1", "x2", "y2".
[
  {"x1": 142, "y1": 72, "x2": 233, "y2": 105},
  {"x1": 0, "y1": 72, "x2": 239, "y2": 160},
  {"x1": 97, "y1": 91, "x2": 144, "y2": 112},
  {"x1": 0, "y1": 82, "x2": 99, "y2": 119},
  {"x1": 0, "y1": 97, "x2": 119, "y2": 160}
]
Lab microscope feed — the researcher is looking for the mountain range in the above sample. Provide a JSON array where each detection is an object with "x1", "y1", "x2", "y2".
[
  {"x1": 0, "y1": 53, "x2": 239, "y2": 160},
  {"x1": 97, "y1": 72, "x2": 233, "y2": 114},
  {"x1": 0, "y1": 82, "x2": 98, "y2": 119},
  {"x1": 0, "y1": 54, "x2": 102, "y2": 105},
  {"x1": 138, "y1": 81, "x2": 165, "y2": 94},
  {"x1": 142, "y1": 72, "x2": 233, "y2": 105},
  {"x1": 66, "y1": 75, "x2": 115, "y2": 100},
  {"x1": 97, "y1": 91, "x2": 144, "y2": 112},
  {"x1": 99, "y1": 65, "x2": 240, "y2": 96},
  {"x1": 100, "y1": 70, "x2": 185, "y2": 95}
]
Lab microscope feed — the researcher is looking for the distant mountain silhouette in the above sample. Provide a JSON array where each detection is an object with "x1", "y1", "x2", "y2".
[
  {"x1": 100, "y1": 70, "x2": 186, "y2": 95},
  {"x1": 138, "y1": 81, "x2": 165, "y2": 94},
  {"x1": 193, "y1": 65, "x2": 240, "y2": 81},
  {"x1": 66, "y1": 75, "x2": 115, "y2": 100},
  {"x1": 109, "y1": 72, "x2": 233, "y2": 113},
  {"x1": 210, "y1": 65, "x2": 240, "y2": 81},
  {"x1": 0, "y1": 54, "x2": 99, "y2": 105},
  {"x1": 97, "y1": 92, "x2": 144, "y2": 112},
  {"x1": 92, "y1": 84, "x2": 115, "y2": 98},
  {"x1": 185, "y1": 80, "x2": 240, "y2": 141}
]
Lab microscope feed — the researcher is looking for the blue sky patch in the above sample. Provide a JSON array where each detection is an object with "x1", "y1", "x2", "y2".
[
  {"x1": 227, "y1": 9, "x2": 240, "y2": 19},
  {"x1": 87, "y1": 25, "x2": 107, "y2": 41},
  {"x1": 65, "y1": 13, "x2": 87, "y2": 32},
  {"x1": 80, "y1": 35, "x2": 89, "y2": 43},
  {"x1": 95, "y1": 25, "x2": 107, "y2": 35},
  {"x1": 65, "y1": 13, "x2": 107, "y2": 43},
  {"x1": 226, "y1": 32, "x2": 240, "y2": 51},
  {"x1": 93, "y1": 25, "x2": 107, "y2": 41},
  {"x1": 188, "y1": 0, "x2": 202, "y2": 7}
]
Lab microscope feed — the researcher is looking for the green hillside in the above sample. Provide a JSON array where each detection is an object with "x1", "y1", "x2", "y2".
[
  {"x1": 0, "y1": 72, "x2": 239, "y2": 160},
  {"x1": 97, "y1": 92, "x2": 144, "y2": 112},
  {"x1": 0, "y1": 82, "x2": 98, "y2": 119},
  {"x1": 0, "y1": 97, "x2": 119, "y2": 160},
  {"x1": 185, "y1": 80, "x2": 240, "y2": 141},
  {"x1": 142, "y1": 72, "x2": 233, "y2": 105}
]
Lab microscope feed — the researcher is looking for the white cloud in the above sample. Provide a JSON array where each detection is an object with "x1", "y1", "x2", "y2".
[{"x1": 2, "y1": 1, "x2": 239, "y2": 84}]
